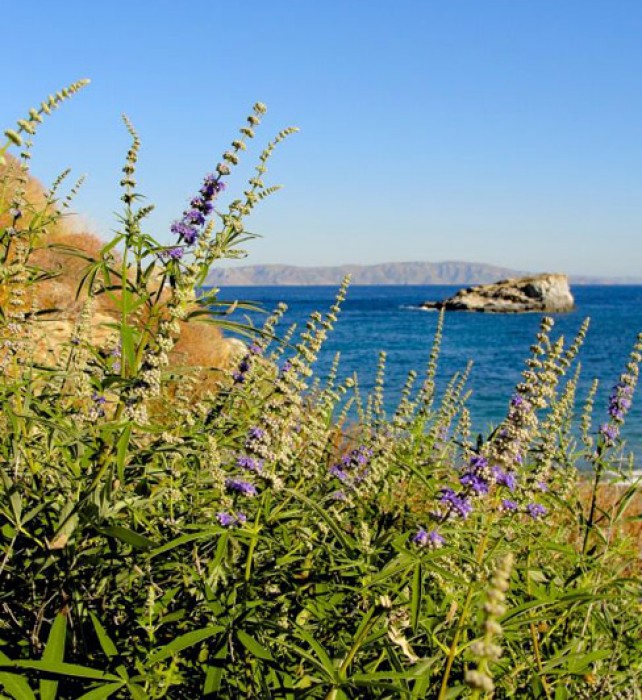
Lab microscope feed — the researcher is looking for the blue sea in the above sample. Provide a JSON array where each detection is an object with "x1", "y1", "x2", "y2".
[{"x1": 213, "y1": 285, "x2": 642, "y2": 461}]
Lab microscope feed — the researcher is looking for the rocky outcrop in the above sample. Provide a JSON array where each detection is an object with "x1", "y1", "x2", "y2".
[{"x1": 421, "y1": 273, "x2": 574, "y2": 313}]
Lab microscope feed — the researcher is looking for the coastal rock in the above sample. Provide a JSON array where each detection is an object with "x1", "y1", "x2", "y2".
[{"x1": 421, "y1": 273, "x2": 574, "y2": 313}]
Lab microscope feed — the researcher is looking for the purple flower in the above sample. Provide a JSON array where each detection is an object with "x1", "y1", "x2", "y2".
[
  {"x1": 171, "y1": 221, "x2": 199, "y2": 245},
  {"x1": 608, "y1": 382, "x2": 634, "y2": 422},
  {"x1": 225, "y1": 478, "x2": 257, "y2": 497},
  {"x1": 236, "y1": 455, "x2": 264, "y2": 473},
  {"x1": 329, "y1": 465, "x2": 349, "y2": 482},
  {"x1": 469, "y1": 455, "x2": 489, "y2": 472},
  {"x1": 281, "y1": 360, "x2": 292, "y2": 374},
  {"x1": 440, "y1": 488, "x2": 473, "y2": 519},
  {"x1": 492, "y1": 466, "x2": 517, "y2": 492},
  {"x1": 171, "y1": 171, "x2": 225, "y2": 246},
  {"x1": 460, "y1": 472, "x2": 489, "y2": 495},
  {"x1": 217, "y1": 511, "x2": 247, "y2": 527},
  {"x1": 248, "y1": 343, "x2": 263, "y2": 356},
  {"x1": 92, "y1": 393, "x2": 106, "y2": 405},
  {"x1": 247, "y1": 426, "x2": 266, "y2": 442},
  {"x1": 413, "y1": 527, "x2": 445, "y2": 548},
  {"x1": 501, "y1": 499, "x2": 518, "y2": 512},
  {"x1": 217, "y1": 512, "x2": 236, "y2": 527},
  {"x1": 330, "y1": 490, "x2": 347, "y2": 501},
  {"x1": 536, "y1": 481, "x2": 548, "y2": 492},
  {"x1": 527, "y1": 503, "x2": 547, "y2": 519},
  {"x1": 599, "y1": 423, "x2": 619, "y2": 442}
]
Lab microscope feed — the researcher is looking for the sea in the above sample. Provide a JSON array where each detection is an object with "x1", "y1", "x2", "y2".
[{"x1": 212, "y1": 285, "x2": 642, "y2": 464}]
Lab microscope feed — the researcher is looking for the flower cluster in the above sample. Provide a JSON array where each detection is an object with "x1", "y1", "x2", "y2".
[
  {"x1": 598, "y1": 335, "x2": 642, "y2": 448},
  {"x1": 232, "y1": 342, "x2": 262, "y2": 384},
  {"x1": 216, "y1": 511, "x2": 247, "y2": 528},
  {"x1": 329, "y1": 444, "x2": 373, "y2": 488},
  {"x1": 170, "y1": 172, "x2": 225, "y2": 249}
]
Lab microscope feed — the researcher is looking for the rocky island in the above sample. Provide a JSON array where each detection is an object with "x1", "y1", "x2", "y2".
[{"x1": 421, "y1": 273, "x2": 574, "y2": 313}]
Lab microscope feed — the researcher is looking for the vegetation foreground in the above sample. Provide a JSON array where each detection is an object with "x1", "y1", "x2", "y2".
[{"x1": 1, "y1": 81, "x2": 641, "y2": 699}]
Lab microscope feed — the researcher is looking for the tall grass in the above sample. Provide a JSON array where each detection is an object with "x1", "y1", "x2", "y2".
[{"x1": 1, "y1": 81, "x2": 641, "y2": 699}]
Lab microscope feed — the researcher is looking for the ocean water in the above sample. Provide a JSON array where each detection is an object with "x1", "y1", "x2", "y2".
[{"x1": 212, "y1": 285, "x2": 642, "y2": 460}]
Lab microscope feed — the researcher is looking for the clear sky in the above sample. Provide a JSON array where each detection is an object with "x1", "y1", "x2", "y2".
[{"x1": 3, "y1": 0, "x2": 642, "y2": 276}]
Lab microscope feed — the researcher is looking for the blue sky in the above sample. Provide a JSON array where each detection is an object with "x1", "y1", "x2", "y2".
[{"x1": 4, "y1": 1, "x2": 642, "y2": 276}]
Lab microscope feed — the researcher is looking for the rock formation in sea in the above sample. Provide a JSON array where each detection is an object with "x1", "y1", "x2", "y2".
[{"x1": 420, "y1": 273, "x2": 574, "y2": 313}]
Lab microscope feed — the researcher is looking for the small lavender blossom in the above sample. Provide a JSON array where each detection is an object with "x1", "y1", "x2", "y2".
[
  {"x1": 440, "y1": 488, "x2": 473, "y2": 519},
  {"x1": 527, "y1": 503, "x2": 547, "y2": 519},
  {"x1": 236, "y1": 455, "x2": 264, "y2": 473},
  {"x1": 492, "y1": 466, "x2": 517, "y2": 492},
  {"x1": 608, "y1": 382, "x2": 634, "y2": 421},
  {"x1": 170, "y1": 221, "x2": 198, "y2": 245},
  {"x1": 225, "y1": 478, "x2": 257, "y2": 497},
  {"x1": 501, "y1": 499, "x2": 518, "y2": 512},
  {"x1": 330, "y1": 490, "x2": 347, "y2": 501},
  {"x1": 247, "y1": 426, "x2": 266, "y2": 441},
  {"x1": 217, "y1": 511, "x2": 247, "y2": 527},
  {"x1": 460, "y1": 472, "x2": 489, "y2": 495},
  {"x1": 536, "y1": 481, "x2": 549, "y2": 492},
  {"x1": 329, "y1": 465, "x2": 349, "y2": 482},
  {"x1": 248, "y1": 343, "x2": 263, "y2": 356},
  {"x1": 413, "y1": 527, "x2": 445, "y2": 548},
  {"x1": 166, "y1": 246, "x2": 184, "y2": 260},
  {"x1": 469, "y1": 454, "x2": 489, "y2": 472},
  {"x1": 599, "y1": 423, "x2": 619, "y2": 443},
  {"x1": 281, "y1": 360, "x2": 292, "y2": 374}
]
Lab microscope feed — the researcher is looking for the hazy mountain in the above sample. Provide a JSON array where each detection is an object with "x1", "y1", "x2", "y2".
[
  {"x1": 205, "y1": 261, "x2": 527, "y2": 286},
  {"x1": 205, "y1": 261, "x2": 642, "y2": 286}
]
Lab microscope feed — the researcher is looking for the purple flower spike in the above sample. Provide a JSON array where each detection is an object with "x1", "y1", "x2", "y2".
[
  {"x1": 600, "y1": 423, "x2": 619, "y2": 443},
  {"x1": 440, "y1": 488, "x2": 473, "y2": 519},
  {"x1": 329, "y1": 465, "x2": 349, "y2": 482},
  {"x1": 236, "y1": 455, "x2": 264, "y2": 473},
  {"x1": 460, "y1": 472, "x2": 489, "y2": 495},
  {"x1": 217, "y1": 511, "x2": 247, "y2": 527},
  {"x1": 492, "y1": 466, "x2": 517, "y2": 492},
  {"x1": 527, "y1": 503, "x2": 547, "y2": 520},
  {"x1": 469, "y1": 455, "x2": 489, "y2": 472},
  {"x1": 225, "y1": 478, "x2": 257, "y2": 497},
  {"x1": 413, "y1": 527, "x2": 445, "y2": 548},
  {"x1": 171, "y1": 170, "x2": 225, "y2": 246},
  {"x1": 249, "y1": 426, "x2": 266, "y2": 439},
  {"x1": 501, "y1": 499, "x2": 518, "y2": 512}
]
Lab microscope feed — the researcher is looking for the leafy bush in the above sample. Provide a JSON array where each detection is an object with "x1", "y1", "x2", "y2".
[{"x1": 1, "y1": 81, "x2": 641, "y2": 699}]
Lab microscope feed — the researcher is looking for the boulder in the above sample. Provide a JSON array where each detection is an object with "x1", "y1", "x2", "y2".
[{"x1": 421, "y1": 273, "x2": 574, "y2": 313}]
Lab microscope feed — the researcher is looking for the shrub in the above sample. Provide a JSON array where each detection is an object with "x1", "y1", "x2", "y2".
[{"x1": 1, "y1": 81, "x2": 641, "y2": 699}]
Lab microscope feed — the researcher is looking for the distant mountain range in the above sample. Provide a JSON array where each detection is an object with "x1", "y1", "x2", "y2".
[{"x1": 205, "y1": 261, "x2": 642, "y2": 286}]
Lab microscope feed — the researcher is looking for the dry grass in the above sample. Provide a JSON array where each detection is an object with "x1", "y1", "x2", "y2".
[{"x1": 1, "y1": 155, "x2": 242, "y2": 379}]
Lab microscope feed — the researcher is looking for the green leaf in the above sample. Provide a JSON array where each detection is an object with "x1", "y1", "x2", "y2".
[
  {"x1": 410, "y1": 563, "x2": 422, "y2": 633},
  {"x1": 116, "y1": 425, "x2": 132, "y2": 483},
  {"x1": 89, "y1": 613, "x2": 119, "y2": 659},
  {"x1": 147, "y1": 626, "x2": 224, "y2": 664},
  {"x1": 0, "y1": 672, "x2": 36, "y2": 700},
  {"x1": 236, "y1": 630, "x2": 274, "y2": 662},
  {"x1": 6, "y1": 661, "x2": 120, "y2": 682},
  {"x1": 75, "y1": 682, "x2": 125, "y2": 700},
  {"x1": 40, "y1": 612, "x2": 67, "y2": 700},
  {"x1": 203, "y1": 642, "x2": 227, "y2": 696}
]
